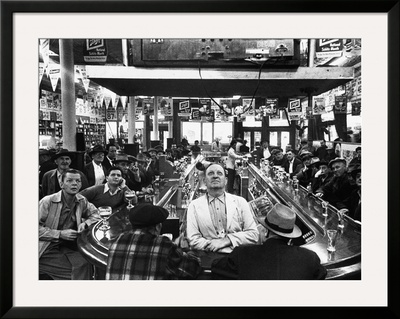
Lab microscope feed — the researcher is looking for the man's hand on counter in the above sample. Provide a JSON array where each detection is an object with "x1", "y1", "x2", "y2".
[{"x1": 204, "y1": 237, "x2": 231, "y2": 252}]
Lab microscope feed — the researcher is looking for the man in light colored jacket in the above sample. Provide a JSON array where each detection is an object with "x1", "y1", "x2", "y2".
[
  {"x1": 186, "y1": 163, "x2": 259, "y2": 253},
  {"x1": 39, "y1": 169, "x2": 101, "y2": 280}
]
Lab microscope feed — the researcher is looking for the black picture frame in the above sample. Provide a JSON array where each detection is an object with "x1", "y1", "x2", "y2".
[{"x1": 1, "y1": 1, "x2": 399, "y2": 318}]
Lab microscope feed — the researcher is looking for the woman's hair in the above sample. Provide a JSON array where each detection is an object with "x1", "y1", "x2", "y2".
[{"x1": 229, "y1": 140, "x2": 237, "y2": 149}]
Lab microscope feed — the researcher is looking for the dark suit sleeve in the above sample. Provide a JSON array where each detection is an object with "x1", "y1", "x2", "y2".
[
  {"x1": 79, "y1": 171, "x2": 89, "y2": 191},
  {"x1": 312, "y1": 254, "x2": 327, "y2": 280},
  {"x1": 41, "y1": 174, "x2": 49, "y2": 196},
  {"x1": 211, "y1": 251, "x2": 240, "y2": 280}
]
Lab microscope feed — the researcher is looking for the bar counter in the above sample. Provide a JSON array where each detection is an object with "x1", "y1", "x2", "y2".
[
  {"x1": 245, "y1": 162, "x2": 361, "y2": 280},
  {"x1": 78, "y1": 161, "x2": 361, "y2": 280}
]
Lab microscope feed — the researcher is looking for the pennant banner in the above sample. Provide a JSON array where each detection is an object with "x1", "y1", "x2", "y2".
[
  {"x1": 48, "y1": 64, "x2": 61, "y2": 91},
  {"x1": 39, "y1": 62, "x2": 45, "y2": 85},
  {"x1": 40, "y1": 39, "x2": 50, "y2": 68}
]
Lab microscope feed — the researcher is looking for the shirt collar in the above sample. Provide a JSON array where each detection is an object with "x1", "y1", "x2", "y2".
[
  {"x1": 103, "y1": 183, "x2": 121, "y2": 195},
  {"x1": 92, "y1": 160, "x2": 102, "y2": 167},
  {"x1": 208, "y1": 193, "x2": 225, "y2": 204}
]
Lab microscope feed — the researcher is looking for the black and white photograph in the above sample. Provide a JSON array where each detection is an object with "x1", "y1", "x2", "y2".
[{"x1": 2, "y1": 3, "x2": 399, "y2": 318}]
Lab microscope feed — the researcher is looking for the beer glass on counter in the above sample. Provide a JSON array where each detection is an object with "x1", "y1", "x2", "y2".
[{"x1": 98, "y1": 206, "x2": 112, "y2": 231}]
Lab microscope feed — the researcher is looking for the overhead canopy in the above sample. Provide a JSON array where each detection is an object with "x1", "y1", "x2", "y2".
[{"x1": 85, "y1": 65, "x2": 354, "y2": 100}]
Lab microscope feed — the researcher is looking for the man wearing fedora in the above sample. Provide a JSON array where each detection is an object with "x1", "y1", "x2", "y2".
[
  {"x1": 134, "y1": 152, "x2": 155, "y2": 188},
  {"x1": 105, "y1": 203, "x2": 202, "y2": 280},
  {"x1": 336, "y1": 165, "x2": 361, "y2": 222},
  {"x1": 102, "y1": 143, "x2": 119, "y2": 171},
  {"x1": 84, "y1": 145, "x2": 108, "y2": 187},
  {"x1": 211, "y1": 203, "x2": 327, "y2": 280},
  {"x1": 146, "y1": 147, "x2": 160, "y2": 177},
  {"x1": 310, "y1": 159, "x2": 334, "y2": 193},
  {"x1": 41, "y1": 149, "x2": 89, "y2": 198},
  {"x1": 294, "y1": 151, "x2": 315, "y2": 188},
  {"x1": 315, "y1": 158, "x2": 357, "y2": 208},
  {"x1": 186, "y1": 163, "x2": 259, "y2": 254},
  {"x1": 114, "y1": 153, "x2": 142, "y2": 192}
]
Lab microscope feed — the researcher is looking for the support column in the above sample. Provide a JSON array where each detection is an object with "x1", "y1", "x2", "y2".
[
  {"x1": 127, "y1": 96, "x2": 136, "y2": 144},
  {"x1": 153, "y1": 96, "x2": 159, "y2": 141},
  {"x1": 60, "y1": 39, "x2": 76, "y2": 150}
]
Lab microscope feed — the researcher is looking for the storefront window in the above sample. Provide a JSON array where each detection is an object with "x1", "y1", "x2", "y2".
[
  {"x1": 213, "y1": 122, "x2": 232, "y2": 144},
  {"x1": 182, "y1": 121, "x2": 232, "y2": 144},
  {"x1": 202, "y1": 122, "x2": 213, "y2": 144},
  {"x1": 182, "y1": 122, "x2": 201, "y2": 144}
]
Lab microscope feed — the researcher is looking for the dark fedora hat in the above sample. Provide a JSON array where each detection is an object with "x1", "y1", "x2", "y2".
[
  {"x1": 51, "y1": 149, "x2": 76, "y2": 161},
  {"x1": 89, "y1": 145, "x2": 107, "y2": 157},
  {"x1": 299, "y1": 150, "x2": 313, "y2": 160},
  {"x1": 129, "y1": 203, "x2": 169, "y2": 227},
  {"x1": 315, "y1": 159, "x2": 329, "y2": 168},
  {"x1": 134, "y1": 152, "x2": 149, "y2": 163},
  {"x1": 259, "y1": 203, "x2": 302, "y2": 238},
  {"x1": 349, "y1": 164, "x2": 361, "y2": 179},
  {"x1": 310, "y1": 157, "x2": 320, "y2": 166},
  {"x1": 113, "y1": 153, "x2": 133, "y2": 164},
  {"x1": 147, "y1": 148, "x2": 158, "y2": 154},
  {"x1": 328, "y1": 157, "x2": 346, "y2": 168}
]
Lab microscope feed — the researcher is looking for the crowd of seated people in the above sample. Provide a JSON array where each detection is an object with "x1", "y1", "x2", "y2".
[{"x1": 38, "y1": 139, "x2": 359, "y2": 281}]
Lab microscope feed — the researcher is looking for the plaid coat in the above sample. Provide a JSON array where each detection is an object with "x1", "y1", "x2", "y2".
[{"x1": 105, "y1": 229, "x2": 202, "y2": 280}]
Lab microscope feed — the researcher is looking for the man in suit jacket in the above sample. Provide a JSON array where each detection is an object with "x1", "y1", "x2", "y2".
[
  {"x1": 186, "y1": 163, "x2": 259, "y2": 254},
  {"x1": 256, "y1": 140, "x2": 272, "y2": 162},
  {"x1": 84, "y1": 145, "x2": 107, "y2": 187},
  {"x1": 211, "y1": 203, "x2": 327, "y2": 280},
  {"x1": 41, "y1": 149, "x2": 89, "y2": 198},
  {"x1": 283, "y1": 149, "x2": 303, "y2": 178},
  {"x1": 336, "y1": 166, "x2": 361, "y2": 222},
  {"x1": 102, "y1": 143, "x2": 119, "y2": 171}
]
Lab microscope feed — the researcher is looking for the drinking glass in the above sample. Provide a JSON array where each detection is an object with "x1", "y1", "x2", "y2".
[
  {"x1": 125, "y1": 190, "x2": 136, "y2": 209},
  {"x1": 337, "y1": 210, "x2": 345, "y2": 229},
  {"x1": 321, "y1": 200, "x2": 329, "y2": 217},
  {"x1": 326, "y1": 229, "x2": 338, "y2": 252},
  {"x1": 98, "y1": 206, "x2": 112, "y2": 231}
]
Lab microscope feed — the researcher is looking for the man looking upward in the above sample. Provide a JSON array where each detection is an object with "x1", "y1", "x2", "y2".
[{"x1": 186, "y1": 163, "x2": 259, "y2": 253}]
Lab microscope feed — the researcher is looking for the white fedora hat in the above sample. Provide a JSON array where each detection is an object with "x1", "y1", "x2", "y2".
[{"x1": 259, "y1": 203, "x2": 302, "y2": 238}]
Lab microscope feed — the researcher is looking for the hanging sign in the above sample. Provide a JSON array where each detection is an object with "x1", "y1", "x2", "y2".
[
  {"x1": 242, "y1": 98, "x2": 255, "y2": 115},
  {"x1": 158, "y1": 97, "x2": 173, "y2": 116},
  {"x1": 178, "y1": 100, "x2": 191, "y2": 117},
  {"x1": 312, "y1": 96, "x2": 327, "y2": 115},
  {"x1": 191, "y1": 107, "x2": 200, "y2": 120},
  {"x1": 198, "y1": 99, "x2": 211, "y2": 117},
  {"x1": 265, "y1": 98, "x2": 279, "y2": 116},
  {"x1": 83, "y1": 39, "x2": 108, "y2": 63},
  {"x1": 316, "y1": 39, "x2": 344, "y2": 59},
  {"x1": 287, "y1": 98, "x2": 302, "y2": 120},
  {"x1": 351, "y1": 102, "x2": 361, "y2": 115},
  {"x1": 142, "y1": 98, "x2": 154, "y2": 115},
  {"x1": 334, "y1": 96, "x2": 347, "y2": 114}
]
